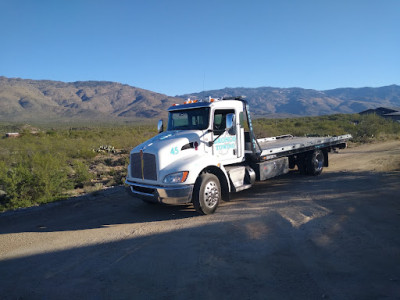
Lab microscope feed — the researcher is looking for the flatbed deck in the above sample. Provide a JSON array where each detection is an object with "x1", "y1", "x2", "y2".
[{"x1": 257, "y1": 134, "x2": 352, "y2": 159}]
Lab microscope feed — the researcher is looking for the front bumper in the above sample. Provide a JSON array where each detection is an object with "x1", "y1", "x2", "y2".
[{"x1": 125, "y1": 180, "x2": 194, "y2": 205}]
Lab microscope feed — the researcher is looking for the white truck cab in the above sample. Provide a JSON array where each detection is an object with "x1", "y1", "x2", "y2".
[{"x1": 125, "y1": 97, "x2": 351, "y2": 214}]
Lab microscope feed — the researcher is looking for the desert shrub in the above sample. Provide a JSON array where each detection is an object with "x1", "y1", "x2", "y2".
[
  {"x1": 0, "y1": 160, "x2": 35, "y2": 209},
  {"x1": 30, "y1": 152, "x2": 73, "y2": 201},
  {"x1": 0, "y1": 152, "x2": 72, "y2": 210},
  {"x1": 83, "y1": 182, "x2": 104, "y2": 194},
  {"x1": 104, "y1": 158, "x2": 113, "y2": 166},
  {"x1": 347, "y1": 114, "x2": 400, "y2": 142},
  {"x1": 112, "y1": 171, "x2": 126, "y2": 186},
  {"x1": 72, "y1": 160, "x2": 93, "y2": 188}
]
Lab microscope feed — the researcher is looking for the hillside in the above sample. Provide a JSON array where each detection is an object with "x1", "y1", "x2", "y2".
[
  {"x1": 0, "y1": 77, "x2": 181, "y2": 123},
  {"x1": 179, "y1": 85, "x2": 400, "y2": 117},
  {"x1": 1, "y1": 76, "x2": 399, "y2": 122}
]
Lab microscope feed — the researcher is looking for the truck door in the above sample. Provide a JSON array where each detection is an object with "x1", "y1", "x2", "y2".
[{"x1": 212, "y1": 109, "x2": 239, "y2": 163}]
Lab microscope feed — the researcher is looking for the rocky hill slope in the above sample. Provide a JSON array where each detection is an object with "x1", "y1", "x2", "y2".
[{"x1": 1, "y1": 76, "x2": 399, "y2": 122}]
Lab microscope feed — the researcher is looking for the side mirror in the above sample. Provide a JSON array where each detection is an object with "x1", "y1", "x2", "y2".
[
  {"x1": 226, "y1": 113, "x2": 235, "y2": 133},
  {"x1": 157, "y1": 119, "x2": 164, "y2": 133}
]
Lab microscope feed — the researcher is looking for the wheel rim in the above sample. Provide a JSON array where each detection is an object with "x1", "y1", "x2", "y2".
[
  {"x1": 204, "y1": 180, "x2": 219, "y2": 208},
  {"x1": 313, "y1": 153, "x2": 324, "y2": 171}
]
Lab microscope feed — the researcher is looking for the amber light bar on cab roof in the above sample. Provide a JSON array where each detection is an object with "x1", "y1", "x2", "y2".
[{"x1": 171, "y1": 96, "x2": 221, "y2": 107}]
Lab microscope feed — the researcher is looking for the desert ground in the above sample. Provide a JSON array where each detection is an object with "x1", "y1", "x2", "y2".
[{"x1": 0, "y1": 141, "x2": 399, "y2": 299}]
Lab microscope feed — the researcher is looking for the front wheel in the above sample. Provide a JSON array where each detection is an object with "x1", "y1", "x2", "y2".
[{"x1": 192, "y1": 173, "x2": 221, "y2": 215}]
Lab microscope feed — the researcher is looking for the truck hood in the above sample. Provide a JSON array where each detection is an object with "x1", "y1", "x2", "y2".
[
  {"x1": 131, "y1": 130, "x2": 207, "y2": 175},
  {"x1": 132, "y1": 130, "x2": 203, "y2": 153}
]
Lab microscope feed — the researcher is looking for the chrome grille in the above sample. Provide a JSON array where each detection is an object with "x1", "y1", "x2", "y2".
[
  {"x1": 130, "y1": 153, "x2": 142, "y2": 179},
  {"x1": 130, "y1": 152, "x2": 157, "y2": 181}
]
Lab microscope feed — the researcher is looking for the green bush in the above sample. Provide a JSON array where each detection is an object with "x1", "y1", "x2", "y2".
[
  {"x1": 72, "y1": 160, "x2": 93, "y2": 188},
  {"x1": 0, "y1": 159, "x2": 35, "y2": 209},
  {"x1": 0, "y1": 152, "x2": 72, "y2": 210}
]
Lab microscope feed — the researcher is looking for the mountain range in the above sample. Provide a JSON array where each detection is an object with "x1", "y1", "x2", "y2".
[
  {"x1": 179, "y1": 85, "x2": 400, "y2": 117},
  {"x1": 1, "y1": 76, "x2": 399, "y2": 123}
]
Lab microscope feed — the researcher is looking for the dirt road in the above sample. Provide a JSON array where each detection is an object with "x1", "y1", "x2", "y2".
[{"x1": 1, "y1": 141, "x2": 400, "y2": 299}]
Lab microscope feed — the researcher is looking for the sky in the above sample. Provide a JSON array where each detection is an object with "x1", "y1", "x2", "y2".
[{"x1": 0, "y1": 0, "x2": 399, "y2": 96}]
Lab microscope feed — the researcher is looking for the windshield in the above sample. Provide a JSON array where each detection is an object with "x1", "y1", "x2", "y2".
[{"x1": 168, "y1": 108, "x2": 210, "y2": 131}]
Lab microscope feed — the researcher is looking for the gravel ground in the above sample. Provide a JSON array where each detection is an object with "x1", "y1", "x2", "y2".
[{"x1": 0, "y1": 141, "x2": 399, "y2": 299}]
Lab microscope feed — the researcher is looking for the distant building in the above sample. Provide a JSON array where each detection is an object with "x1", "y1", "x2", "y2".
[
  {"x1": 5, "y1": 132, "x2": 20, "y2": 138},
  {"x1": 360, "y1": 107, "x2": 400, "y2": 122}
]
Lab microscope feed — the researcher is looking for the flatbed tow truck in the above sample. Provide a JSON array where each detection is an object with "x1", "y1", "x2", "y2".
[{"x1": 126, "y1": 97, "x2": 351, "y2": 214}]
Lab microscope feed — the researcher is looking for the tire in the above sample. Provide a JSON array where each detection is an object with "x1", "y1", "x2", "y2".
[
  {"x1": 306, "y1": 150, "x2": 324, "y2": 176},
  {"x1": 192, "y1": 173, "x2": 221, "y2": 215},
  {"x1": 296, "y1": 154, "x2": 308, "y2": 175}
]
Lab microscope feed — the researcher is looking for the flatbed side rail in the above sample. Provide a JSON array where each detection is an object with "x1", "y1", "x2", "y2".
[{"x1": 257, "y1": 134, "x2": 294, "y2": 144}]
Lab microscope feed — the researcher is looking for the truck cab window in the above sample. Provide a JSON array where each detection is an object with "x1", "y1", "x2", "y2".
[{"x1": 213, "y1": 109, "x2": 235, "y2": 134}]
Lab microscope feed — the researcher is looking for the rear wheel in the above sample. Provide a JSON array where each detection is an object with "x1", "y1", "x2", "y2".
[
  {"x1": 306, "y1": 150, "x2": 324, "y2": 176},
  {"x1": 193, "y1": 173, "x2": 221, "y2": 215}
]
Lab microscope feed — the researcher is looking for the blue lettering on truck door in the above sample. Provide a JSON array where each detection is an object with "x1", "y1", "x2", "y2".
[{"x1": 214, "y1": 136, "x2": 237, "y2": 152}]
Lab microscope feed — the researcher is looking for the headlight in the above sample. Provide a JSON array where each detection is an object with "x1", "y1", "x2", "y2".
[{"x1": 163, "y1": 171, "x2": 189, "y2": 184}]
